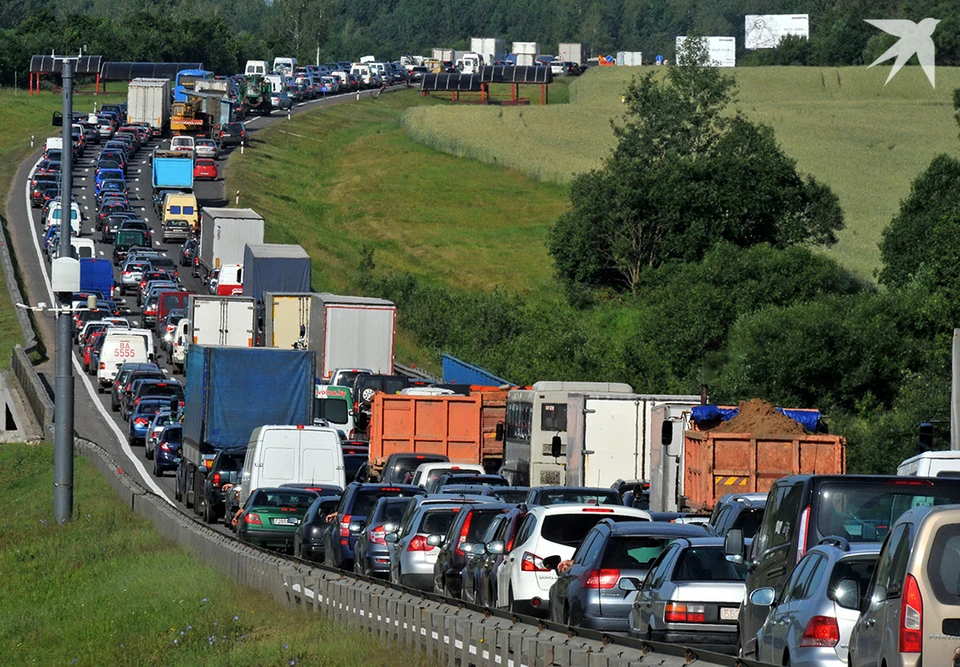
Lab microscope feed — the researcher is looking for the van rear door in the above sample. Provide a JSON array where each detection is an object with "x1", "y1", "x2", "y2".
[{"x1": 259, "y1": 428, "x2": 299, "y2": 488}]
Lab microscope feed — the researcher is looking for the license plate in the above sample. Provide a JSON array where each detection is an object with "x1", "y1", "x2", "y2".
[
  {"x1": 271, "y1": 517, "x2": 298, "y2": 526},
  {"x1": 721, "y1": 607, "x2": 740, "y2": 621}
]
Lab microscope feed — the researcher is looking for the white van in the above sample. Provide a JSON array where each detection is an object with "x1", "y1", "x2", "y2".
[
  {"x1": 351, "y1": 64, "x2": 373, "y2": 86},
  {"x1": 245, "y1": 60, "x2": 268, "y2": 76},
  {"x1": 238, "y1": 425, "x2": 345, "y2": 506},
  {"x1": 47, "y1": 201, "x2": 82, "y2": 235},
  {"x1": 171, "y1": 318, "x2": 189, "y2": 370},
  {"x1": 264, "y1": 74, "x2": 286, "y2": 94},
  {"x1": 71, "y1": 237, "x2": 96, "y2": 259},
  {"x1": 170, "y1": 135, "x2": 195, "y2": 153},
  {"x1": 410, "y1": 462, "x2": 485, "y2": 489},
  {"x1": 97, "y1": 330, "x2": 152, "y2": 388},
  {"x1": 897, "y1": 451, "x2": 960, "y2": 477},
  {"x1": 273, "y1": 57, "x2": 298, "y2": 75},
  {"x1": 44, "y1": 137, "x2": 63, "y2": 153}
]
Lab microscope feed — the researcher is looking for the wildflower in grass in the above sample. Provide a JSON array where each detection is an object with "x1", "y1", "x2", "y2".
[
  {"x1": 173, "y1": 639, "x2": 178, "y2": 645},
  {"x1": 283, "y1": 643, "x2": 289, "y2": 649},
  {"x1": 202, "y1": 598, "x2": 207, "y2": 603},
  {"x1": 234, "y1": 615, "x2": 239, "y2": 622}
]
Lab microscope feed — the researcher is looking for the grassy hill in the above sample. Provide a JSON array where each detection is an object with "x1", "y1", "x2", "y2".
[{"x1": 403, "y1": 66, "x2": 960, "y2": 280}]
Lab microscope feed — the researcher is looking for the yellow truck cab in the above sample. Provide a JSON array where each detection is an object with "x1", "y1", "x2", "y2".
[{"x1": 162, "y1": 192, "x2": 199, "y2": 231}]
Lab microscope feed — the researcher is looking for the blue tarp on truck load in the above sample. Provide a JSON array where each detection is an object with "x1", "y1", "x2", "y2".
[
  {"x1": 441, "y1": 354, "x2": 512, "y2": 387},
  {"x1": 151, "y1": 148, "x2": 194, "y2": 190},
  {"x1": 690, "y1": 404, "x2": 822, "y2": 432},
  {"x1": 79, "y1": 257, "x2": 114, "y2": 298},
  {"x1": 242, "y1": 243, "x2": 311, "y2": 303},
  {"x1": 183, "y1": 345, "x2": 315, "y2": 451}
]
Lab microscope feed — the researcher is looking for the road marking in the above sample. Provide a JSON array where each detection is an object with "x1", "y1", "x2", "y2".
[
  {"x1": 24, "y1": 159, "x2": 172, "y2": 503},
  {"x1": 99, "y1": 250, "x2": 104, "y2": 256}
]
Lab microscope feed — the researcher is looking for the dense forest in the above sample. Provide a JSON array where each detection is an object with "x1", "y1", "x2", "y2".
[{"x1": 1, "y1": 0, "x2": 959, "y2": 85}]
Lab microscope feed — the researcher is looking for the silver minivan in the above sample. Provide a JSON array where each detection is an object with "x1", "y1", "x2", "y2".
[{"x1": 849, "y1": 504, "x2": 960, "y2": 667}]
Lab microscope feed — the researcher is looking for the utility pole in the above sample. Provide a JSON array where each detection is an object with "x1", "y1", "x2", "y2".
[{"x1": 53, "y1": 57, "x2": 76, "y2": 524}]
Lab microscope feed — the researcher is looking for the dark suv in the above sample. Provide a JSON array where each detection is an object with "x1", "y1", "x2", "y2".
[
  {"x1": 352, "y1": 374, "x2": 411, "y2": 427},
  {"x1": 726, "y1": 474, "x2": 960, "y2": 657},
  {"x1": 433, "y1": 502, "x2": 514, "y2": 598},
  {"x1": 197, "y1": 449, "x2": 246, "y2": 524},
  {"x1": 709, "y1": 492, "x2": 766, "y2": 539},
  {"x1": 323, "y1": 483, "x2": 425, "y2": 570}
]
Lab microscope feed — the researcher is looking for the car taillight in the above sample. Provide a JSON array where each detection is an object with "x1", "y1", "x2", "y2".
[
  {"x1": 796, "y1": 505, "x2": 811, "y2": 562},
  {"x1": 520, "y1": 551, "x2": 551, "y2": 572},
  {"x1": 455, "y1": 511, "x2": 474, "y2": 556},
  {"x1": 369, "y1": 525, "x2": 386, "y2": 545},
  {"x1": 246, "y1": 513, "x2": 262, "y2": 526},
  {"x1": 212, "y1": 472, "x2": 221, "y2": 487},
  {"x1": 800, "y1": 615, "x2": 840, "y2": 647},
  {"x1": 134, "y1": 417, "x2": 148, "y2": 426},
  {"x1": 582, "y1": 569, "x2": 620, "y2": 589},
  {"x1": 159, "y1": 442, "x2": 170, "y2": 452},
  {"x1": 407, "y1": 535, "x2": 431, "y2": 552},
  {"x1": 134, "y1": 397, "x2": 141, "y2": 405},
  {"x1": 339, "y1": 514, "x2": 352, "y2": 538},
  {"x1": 99, "y1": 362, "x2": 105, "y2": 370},
  {"x1": 900, "y1": 573, "x2": 923, "y2": 653},
  {"x1": 664, "y1": 603, "x2": 705, "y2": 623}
]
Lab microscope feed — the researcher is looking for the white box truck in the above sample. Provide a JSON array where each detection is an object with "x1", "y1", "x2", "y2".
[
  {"x1": 198, "y1": 208, "x2": 265, "y2": 281},
  {"x1": 512, "y1": 42, "x2": 540, "y2": 66},
  {"x1": 187, "y1": 294, "x2": 256, "y2": 347},
  {"x1": 558, "y1": 43, "x2": 585, "y2": 64},
  {"x1": 127, "y1": 78, "x2": 171, "y2": 137},
  {"x1": 470, "y1": 37, "x2": 506, "y2": 64},
  {"x1": 565, "y1": 393, "x2": 701, "y2": 488},
  {"x1": 308, "y1": 294, "x2": 396, "y2": 381},
  {"x1": 897, "y1": 451, "x2": 960, "y2": 477}
]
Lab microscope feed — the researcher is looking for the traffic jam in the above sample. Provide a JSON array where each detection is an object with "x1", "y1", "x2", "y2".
[{"x1": 24, "y1": 67, "x2": 960, "y2": 667}]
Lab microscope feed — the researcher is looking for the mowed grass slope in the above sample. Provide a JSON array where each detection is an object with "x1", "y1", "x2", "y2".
[
  {"x1": 0, "y1": 87, "x2": 126, "y2": 366},
  {"x1": 0, "y1": 444, "x2": 430, "y2": 666},
  {"x1": 403, "y1": 66, "x2": 960, "y2": 279},
  {"x1": 224, "y1": 91, "x2": 567, "y2": 298}
]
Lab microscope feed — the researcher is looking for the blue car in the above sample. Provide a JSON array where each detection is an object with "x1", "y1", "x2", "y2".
[
  {"x1": 94, "y1": 168, "x2": 124, "y2": 193},
  {"x1": 127, "y1": 397, "x2": 169, "y2": 446},
  {"x1": 153, "y1": 423, "x2": 182, "y2": 477}
]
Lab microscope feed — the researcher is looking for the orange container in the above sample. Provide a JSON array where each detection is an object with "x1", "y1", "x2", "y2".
[
  {"x1": 682, "y1": 431, "x2": 846, "y2": 512},
  {"x1": 369, "y1": 394, "x2": 484, "y2": 465}
]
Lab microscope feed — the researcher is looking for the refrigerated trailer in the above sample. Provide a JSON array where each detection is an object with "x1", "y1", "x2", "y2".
[
  {"x1": 197, "y1": 208, "x2": 264, "y2": 280},
  {"x1": 187, "y1": 294, "x2": 256, "y2": 347}
]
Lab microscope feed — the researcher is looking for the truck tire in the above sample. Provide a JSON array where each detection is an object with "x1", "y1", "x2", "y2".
[{"x1": 184, "y1": 465, "x2": 194, "y2": 508}]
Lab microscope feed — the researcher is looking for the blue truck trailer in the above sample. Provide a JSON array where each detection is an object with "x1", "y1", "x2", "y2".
[
  {"x1": 178, "y1": 345, "x2": 315, "y2": 508},
  {"x1": 151, "y1": 148, "x2": 194, "y2": 191}
]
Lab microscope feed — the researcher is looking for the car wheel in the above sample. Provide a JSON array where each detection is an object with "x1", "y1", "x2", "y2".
[
  {"x1": 354, "y1": 558, "x2": 362, "y2": 575},
  {"x1": 203, "y1": 500, "x2": 216, "y2": 524},
  {"x1": 111, "y1": 400, "x2": 118, "y2": 413},
  {"x1": 152, "y1": 459, "x2": 161, "y2": 477},
  {"x1": 145, "y1": 443, "x2": 154, "y2": 460}
]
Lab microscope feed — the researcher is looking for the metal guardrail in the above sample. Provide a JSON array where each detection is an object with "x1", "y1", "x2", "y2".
[
  {"x1": 11, "y1": 344, "x2": 53, "y2": 433},
  {"x1": 395, "y1": 361, "x2": 440, "y2": 382},
  {"x1": 74, "y1": 434, "x2": 778, "y2": 667}
]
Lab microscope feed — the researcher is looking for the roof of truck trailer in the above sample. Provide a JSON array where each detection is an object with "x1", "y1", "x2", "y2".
[
  {"x1": 202, "y1": 207, "x2": 263, "y2": 219},
  {"x1": 244, "y1": 243, "x2": 310, "y2": 259},
  {"x1": 531, "y1": 381, "x2": 633, "y2": 393},
  {"x1": 316, "y1": 293, "x2": 396, "y2": 307}
]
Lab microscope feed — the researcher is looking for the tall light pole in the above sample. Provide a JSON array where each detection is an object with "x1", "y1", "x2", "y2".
[{"x1": 53, "y1": 57, "x2": 76, "y2": 524}]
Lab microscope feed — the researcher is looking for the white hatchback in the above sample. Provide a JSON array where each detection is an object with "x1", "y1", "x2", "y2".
[{"x1": 496, "y1": 504, "x2": 651, "y2": 616}]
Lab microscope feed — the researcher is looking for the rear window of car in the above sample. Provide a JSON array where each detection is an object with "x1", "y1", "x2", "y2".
[
  {"x1": 416, "y1": 508, "x2": 460, "y2": 536},
  {"x1": 466, "y1": 509, "x2": 507, "y2": 541},
  {"x1": 541, "y1": 513, "x2": 640, "y2": 547},
  {"x1": 536, "y1": 490, "x2": 621, "y2": 506},
  {"x1": 250, "y1": 490, "x2": 317, "y2": 508},
  {"x1": 161, "y1": 426, "x2": 182, "y2": 443},
  {"x1": 343, "y1": 455, "x2": 366, "y2": 480},
  {"x1": 219, "y1": 454, "x2": 245, "y2": 472},
  {"x1": 927, "y1": 523, "x2": 960, "y2": 605},
  {"x1": 828, "y1": 555, "x2": 877, "y2": 609},
  {"x1": 671, "y1": 545, "x2": 748, "y2": 581},
  {"x1": 160, "y1": 294, "x2": 183, "y2": 310},
  {"x1": 817, "y1": 480, "x2": 960, "y2": 543},
  {"x1": 351, "y1": 488, "x2": 418, "y2": 516},
  {"x1": 732, "y1": 507, "x2": 765, "y2": 539}
]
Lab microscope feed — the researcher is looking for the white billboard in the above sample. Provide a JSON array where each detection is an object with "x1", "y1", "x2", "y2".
[
  {"x1": 745, "y1": 15, "x2": 810, "y2": 49},
  {"x1": 675, "y1": 36, "x2": 736, "y2": 68}
]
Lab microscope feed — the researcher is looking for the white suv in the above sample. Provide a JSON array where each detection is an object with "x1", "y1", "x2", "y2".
[{"x1": 496, "y1": 504, "x2": 650, "y2": 616}]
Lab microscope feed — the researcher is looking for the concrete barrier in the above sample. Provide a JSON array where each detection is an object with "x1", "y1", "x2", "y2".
[
  {"x1": 11, "y1": 344, "x2": 53, "y2": 434},
  {"x1": 0, "y1": 218, "x2": 39, "y2": 354}
]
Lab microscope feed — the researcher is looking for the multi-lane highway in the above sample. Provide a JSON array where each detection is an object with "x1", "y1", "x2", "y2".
[{"x1": 11, "y1": 87, "x2": 397, "y2": 513}]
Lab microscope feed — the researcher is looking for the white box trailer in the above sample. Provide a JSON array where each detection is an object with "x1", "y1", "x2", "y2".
[
  {"x1": 616, "y1": 51, "x2": 644, "y2": 66},
  {"x1": 198, "y1": 208, "x2": 265, "y2": 279},
  {"x1": 558, "y1": 43, "x2": 586, "y2": 63},
  {"x1": 470, "y1": 37, "x2": 506, "y2": 64},
  {"x1": 308, "y1": 294, "x2": 396, "y2": 381},
  {"x1": 127, "y1": 78, "x2": 171, "y2": 136},
  {"x1": 188, "y1": 294, "x2": 256, "y2": 348},
  {"x1": 565, "y1": 393, "x2": 701, "y2": 488}
]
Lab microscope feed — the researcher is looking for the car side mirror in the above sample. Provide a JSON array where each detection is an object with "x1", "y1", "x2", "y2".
[
  {"x1": 469, "y1": 543, "x2": 486, "y2": 555},
  {"x1": 426, "y1": 534, "x2": 443, "y2": 547},
  {"x1": 749, "y1": 587, "x2": 776, "y2": 607},
  {"x1": 551, "y1": 435, "x2": 562, "y2": 459},
  {"x1": 618, "y1": 578, "x2": 639, "y2": 592},
  {"x1": 495, "y1": 422, "x2": 504, "y2": 441},
  {"x1": 486, "y1": 540, "x2": 504, "y2": 555},
  {"x1": 724, "y1": 528, "x2": 744, "y2": 557},
  {"x1": 542, "y1": 555, "x2": 562, "y2": 571},
  {"x1": 834, "y1": 578, "x2": 860, "y2": 610},
  {"x1": 384, "y1": 532, "x2": 398, "y2": 543}
]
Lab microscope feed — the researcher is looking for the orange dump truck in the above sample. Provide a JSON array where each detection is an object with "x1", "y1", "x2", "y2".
[
  {"x1": 650, "y1": 399, "x2": 846, "y2": 513},
  {"x1": 367, "y1": 389, "x2": 507, "y2": 477}
]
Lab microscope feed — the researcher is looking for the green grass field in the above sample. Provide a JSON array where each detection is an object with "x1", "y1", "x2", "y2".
[
  {"x1": 0, "y1": 86, "x2": 126, "y2": 366},
  {"x1": 403, "y1": 66, "x2": 960, "y2": 280},
  {"x1": 224, "y1": 91, "x2": 567, "y2": 299},
  {"x1": 0, "y1": 443, "x2": 430, "y2": 666}
]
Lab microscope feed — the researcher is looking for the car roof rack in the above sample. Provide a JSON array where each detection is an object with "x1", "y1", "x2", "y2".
[{"x1": 817, "y1": 535, "x2": 850, "y2": 551}]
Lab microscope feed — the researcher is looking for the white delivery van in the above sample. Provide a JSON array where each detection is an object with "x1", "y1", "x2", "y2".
[
  {"x1": 245, "y1": 60, "x2": 268, "y2": 76},
  {"x1": 897, "y1": 451, "x2": 960, "y2": 477},
  {"x1": 264, "y1": 75, "x2": 285, "y2": 94},
  {"x1": 45, "y1": 137, "x2": 64, "y2": 153},
  {"x1": 47, "y1": 201, "x2": 82, "y2": 235},
  {"x1": 71, "y1": 237, "x2": 96, "y2": 259},
  {"x1": 97, "y1": 330, "x2": 152, "y2": 388},
  {"x1": 238, "y1": 426, "x2": 345, "y2": 506},
  {"x1": 170, "y1": 135, "x2": 195, "y2": 153},
  {"x1": 171, "y1": 318, "x2": 189, "y2": 370}
]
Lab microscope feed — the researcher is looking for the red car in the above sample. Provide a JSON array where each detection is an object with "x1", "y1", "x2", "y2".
[{"x1": 194, "y1": 158, "x2": 218, "y2": 180}]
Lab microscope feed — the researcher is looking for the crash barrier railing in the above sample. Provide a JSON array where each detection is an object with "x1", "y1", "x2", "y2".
[
  {"x1": 12, "y1": 344, "x2": 53, "y2": 434},
  {"x1": 74, "y1": 435, "x2": 778, "y2": 667}
]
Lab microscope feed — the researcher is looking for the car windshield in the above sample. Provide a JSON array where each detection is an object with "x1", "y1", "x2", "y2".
[
  {"x1": 315, "y1": 397, "x2": 348, "y2": 424},
  {"x1": 536, "y1": 489, "x2": 622, "y2": 506},
  {"x1": 541, "y1": 513, "x2": 640, "y2": 547},
  {"x1": 671, "y1": 545, "x2": 748, "y2": 581},
  {"x1": 818, "y1": 480, "x2": 960, "y2": 543},
  {"x1": 250, "y1": 490, "x2": 317, "y2": 508}
]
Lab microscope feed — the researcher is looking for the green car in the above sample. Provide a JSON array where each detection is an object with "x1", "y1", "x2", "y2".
[{"x1": 236, "y1": 488, "x2": 319, "y2": 552}]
